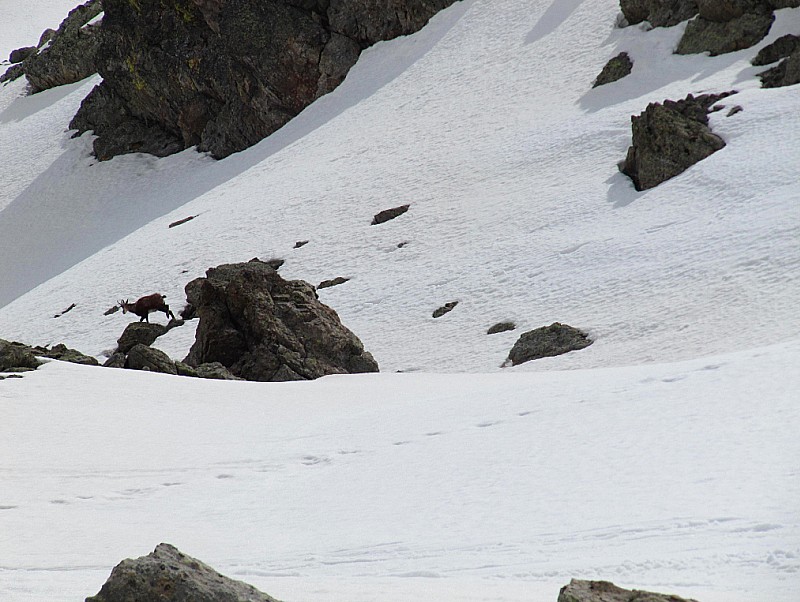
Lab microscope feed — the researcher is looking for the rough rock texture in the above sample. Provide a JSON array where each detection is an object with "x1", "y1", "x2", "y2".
[
  {"x1": 505, "y1": 323, "x2": 592, "y2": 366},
  {"x1": 372, "y1": 204, "x2": 411, "y2": 225},
  {"x1": 758, "y1": 48, "x2": 800, "y2": 86},
  {"x1": 9, "y1": 46, "x2": 36, "y2": 64},
  {"x1": 0, "y1": 0, "x2": 102, "y2": 90},
  {"x1": 752, "y1": 33, "x2": 800, "y2": 65},
  {"x1": 432, "y1": 301, "x2": 458, "y2": 318},
  {"x1": 69, "y1": 0, "x2": 459, "y2": 160},
  {"x1": 676, "y1": 10, "x2": 774, "y2": 55},
  {"x1": 125, "y1": 344, "x2": 178, "y2": 375},
  {"x1": 32, "y1": 343, "x2": 99, "y2": 366},
  {"x1": 116, "y1": 322, "x2": 168, "y2": 354},
  {"x1": 86, "y1": 543, "x2": 280, "y2": 602},
  {"x1": 184, "y1": 259, "x2": 379, "y2": 381},
  {"x1": 487, "y1": 321, "x2": 516, "y2": 335},
  {"x1": 0, "y1": 339, "x2": 43, "y2": 371},
  {"x1": 620, "y1": 0, "x2": 699, "y2": 27},
  {"x1": 620, "y1": 92, "x2": 732, "y2": 191},
  {"x1": 558, "y1": 579, "x2": 700, "y2": 602},
  {"x1": 593, "y1": 52, "x2": 634, "y2": 87},
  {"x1": 318, "y1": 276, "x2": 350, "y2": 289}
]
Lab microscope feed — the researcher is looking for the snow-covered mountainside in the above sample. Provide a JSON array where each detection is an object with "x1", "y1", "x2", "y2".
[{"x1": 1, "y1": 1, "x2": 798, "y2": 601}]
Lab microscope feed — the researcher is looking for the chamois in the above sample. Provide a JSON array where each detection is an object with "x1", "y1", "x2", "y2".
[{"x1": 118, "y1": 293, "x2": 175, "y2": 323}]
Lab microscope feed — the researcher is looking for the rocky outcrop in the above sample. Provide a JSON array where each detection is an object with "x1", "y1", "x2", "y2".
[
  {"x1": 0, "y1": 339, "x2": 98, "y2": 371},
  {"x1": 620, "y1": 0, "x2": 699, "y2": 27},
  {"x1": 125, "y1": 344, "x2": 178, "y2": 375},
  {"x1": 558, "y1": 579, "x2": 700, "y2": 602},
  {"x1": 620, "y1": 92, "x2": 733, "y2": 191},
  {"x1": 115, "y1": 322, "x2": 168, "y2": 354},
  {"x1": 504, "y1": 323, "x2": 592, "y2": 366},
  {"x1": 0, "y1": 0, "x2": 102, "y2": 91},
  {"x1": 0, "y1": 339, "x2": 43, "y2": 371},
  {"x1": 754, "y1": 35, "x2": 800, "y2": 87},
  {"x1": 372, "y1": 204, "x2": 411, "y2": 225},
  {"x1": 432, "y1": 301, "x2": 458, "y2": 318},
  {"x1": 676, "y1": 9, "x2": 774, "y2": 56},
  {"x1": 593, "y1": 52, "x2": 633, "y2": 87},
  {"x1": 69, "y1": 0, "x2": 460, "y2": 160},
  {"x1": 487, "y1": 321, "x2": 516, "y2": 335},
  {"x1": 86, "y1": 543, "x2": 281, "y2": 602},
  {"x1": 184, "y1": 259, "x2": 379, "y2": 381}
]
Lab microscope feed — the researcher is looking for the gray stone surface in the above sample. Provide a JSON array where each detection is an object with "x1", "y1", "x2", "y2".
[
  {"x1": 620, "y1": 92, "x2": 732, "y2": 191},
  {"x1": 86, "y1": 543, "x2": 281, "y2": 602},
  {"x1": 116, "y1": 322, "x2": 168, "y2": 354},
  {"x1": 0, "y1": 339, "x2": 43, "y2": 371},
  {"x1": 593, "y1": 52, "x2": 633, "y2": 87},
  {"x1": 372, "y1": 204, "x2": 411, "y2": 225},
  {"x1": 758, "y1": 48, "x2": 800, "y2": 86},
  {"x1": 558, "y1": 579, "x2": 700, "y2": 602},
  {"x1": 505, "y1": 323, "x2": 591, "y2": 366},
  {"x1": 752, "y1": 33, "x2": 800, "y2": 65},
  {"x1": 32, "y1": 343, "x2": 99, "y2": 366},
  {"x1": 184, "y1": 259, "x2": 378, "y2": 381},
  {"x1": 676, "y1": 10, "x2": 774, "y2": 55},
  {"x1": 69, "y1": 0, "x2": 460, "y2": 160},
  {"x1": 124, "y1": 344, "x2": 178, "y2": 375},
  {"x1": 620, "y1": 0, "x2": 699, "y2": 27}
]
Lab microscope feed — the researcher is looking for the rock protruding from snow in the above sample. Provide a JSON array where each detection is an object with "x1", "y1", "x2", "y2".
[
  {"x1": 372, "y1": 204, "x2": 411, "y2": 225},
  {"x1": 69, "y1": 0, "x2": 459, "y2": 160},
  {"x1": 620, "y1": 92, "x2": 732, "y2": 191},
  {"x1": 86, "y1": 543, "x2": 281, "y2": 602},
  {"x1": 676, "y1": 8, "x2": 774, "y2": 56},
  {"x1": 0, "y1": 0, "x2": 102, "y2": 91},
  {"x1": 505, "y1": 323, "x2": 591, "y2": 366},
  {"x1": 115, "y1": 322, "x2": 168, "y2": 354},
  {"x1": 593, "y1": 52, "x2": 633, "y2": 87},
  {"x1": 558, "y1": 579, "x2": 700, "y2": 602},
  {"x1": 755, "y1": 35, "x2": 800, "y2": 87},
  {"x1": 184, "y1": 259, "x2": 379, "y2": 381},
  {"x1": 0, "y1": 339, "x2": 43, "y2": 372},
  {"x1": 125, "y1": 344, "x2": 178, "y2": 375},
  {"x1": 620, "y1": 0, "x2": 699, "y2": 28}
]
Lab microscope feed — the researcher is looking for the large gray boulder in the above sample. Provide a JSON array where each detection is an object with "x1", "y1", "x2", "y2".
[
  {"x1": 86, "y1": 543, "x2": 280, "y2": 602},
  {"x1": 676, "y1": 9, "x2": 774, "y2": 55},
  {"x1": 505, "y1": 323, "x2": 592, "y2": 366},
  {"x1": 558, "y1": 579, "x2": 700, "y2": 602},
  {"x1": 184, "y1": 259, "x2": 378, "y2": 381},
  {"x1": 620, "y1": 92, "x2": 731, "y2": 191},
  {"x1": 593, "y1": 52, "x2": 634, "y2": 87},
  {"x1": 758, "y1": 48, "x2": 800, "y2": 87},
  {"x1": 620, "y1": 0, "x2": 699, "y2": 27},
  {"x1": 0, "y1": 339, "x2": 43, "y2": 371},
  {"x1": 116, "y1": 322, "x2": 168, "y2": 354},
  {"x1": 0, "y1": 0, "x2": 102, "y2": 90},
  {"x1": 125, "y1": 344, "x2": 178, "y2": 375},
  {"x1": 69, "y1": 0, "x2": 460, "y2": 160}
]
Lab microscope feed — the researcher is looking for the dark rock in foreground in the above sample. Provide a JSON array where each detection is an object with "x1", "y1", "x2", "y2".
[
  {"x1": 372, "y1": 204, "x2": 411, "y2": 225},
  {"x1": 125, "y1": 344, "x2": 178, "y2": 375},
  {"x1": 184, "y1": 259, "x2": 378, "y2": 381},
  {"x1": 32, "y1": 343, "x2": 99, "y2": 366},
  {"x1": 558, "y1": 579, "x2": 700, "y2": 602},
  {"x1": 752, "y1": 33, "x2": 800, "y2": 66},
  {"x1": 593, "y1": 52, "x2": 633, "y2": 87},
  {"x1": 676, "y1": 10, "x2": 774, "y2": 56},
  {"x1": 505, "y1": 323, "x2": 591, "y2": 366},
  {"x1": 86, "y1": 543, "x2": 280, "y2": 602},
  {"x1": 0, "y1": 339, "x2": 43, "y2": 371},
  {"x1": 116, "y1": 322, "x2": 168, "y2": 354},
  {"x1": 620, "y1": 92, "x2": 733, "y2": 191},
  {"x1": 758, "y1": 48, "x2": 800, "y2": 87},
  {"x1": 69, "y1": 0, "x2": 460, "y2": 160}
]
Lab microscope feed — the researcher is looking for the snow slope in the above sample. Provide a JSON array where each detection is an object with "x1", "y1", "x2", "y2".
[{"x1": 0, "y1": 0, "x2": 799, "y2": 600}]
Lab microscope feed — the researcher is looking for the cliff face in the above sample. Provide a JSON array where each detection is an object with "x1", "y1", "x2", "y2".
[{"x1": 69, "y1": 0, "x2": 459, "y2": 160}]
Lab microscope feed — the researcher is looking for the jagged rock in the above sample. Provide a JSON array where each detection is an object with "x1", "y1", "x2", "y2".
[
  {"x1": 432, "y1": 301, "x2": 458, "y2": 318},
  {"x1": 620, "y1": 92, "x2": 733, "y2": 191},
  {"x1": 505, "y1": 323, "x2": 592, "y2": 366},
  {"x1": 32, "y1": 343, "x2": 99, "y2": 366},
  {"x1": 318, "y1": 276, "x2": 350, "y2": 289},
  {"x1": 758, "y1": 48, "x2": 800, "y2": 86},
  {"x1": 752, "y1": 33, "x2": 800, "y2": 65},
  {"x1": 768, "y1": 0, "x2": 800, "y2": 6},
  {"x1": 619, "y1": 0, "x2": 699, "y2": 27},
  {"x1": 294, "y1": 240, "x2": 309, "y2": 248},
  {"x1": 69, "y1": 0, "x2": 459, "y2": 160},
  {"x1": 116, "y1": 322, "x2": 168, "y2": 354},
  {"x1": 593, "y1": 52, "x2": 634, "y2": 87},
  {"x1": 86, "y1": 543, "x2": 281, "y2": 602},
  {"x1": 125, "y1": 344, "x2": 178, "y2": 375},
  {"x1": 195, "y1": 361, "x2": 242, "y2": 380},
  {"x1": 103, "y1": 352, "x2": 127, "y2": 368},
  {"x1": 676, "y1": 10, "x2": 774, "y2": 55},
  {"x1": 558, "y1": 579, "x2": 700, "y2": 602},
  {"x1": 371, "y1": 204, "x2": 411, "y2": 225},
  {"x1": 487, "y1": 321, "x2": 516, "y2": 335},
  {"x1": 1, "y1": 0, "x2": 103, "y2": 90},
  {"x1": 184, "y1": 259, "x2": 378, "y2": 381},
  {"x1": 0, "y1": 339, "x2": 43, "y2": 371},
  {"x1": 9, "y1": 46, "x2": 36, "y2": 64}
]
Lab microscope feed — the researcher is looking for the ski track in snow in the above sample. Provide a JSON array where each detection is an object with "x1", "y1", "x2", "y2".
[{"x1": 1, "y1": 0, "x2": 799, "y2": 601}]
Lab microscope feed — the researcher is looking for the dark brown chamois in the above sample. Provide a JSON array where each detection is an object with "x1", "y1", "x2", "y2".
[{"x1": 118, "y1": 293, "x2": 176, "y2": 323}]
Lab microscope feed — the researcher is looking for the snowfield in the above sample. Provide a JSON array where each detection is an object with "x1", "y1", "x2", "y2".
[{"x1": 1, "y1": 0, "x2": 798, "y2": 601}]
